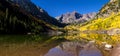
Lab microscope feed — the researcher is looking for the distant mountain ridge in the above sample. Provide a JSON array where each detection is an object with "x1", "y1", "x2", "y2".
[
  {"x1": 7, "y1": 0, "x2": 64, "y2": 27},
  {"x1": 56, "y1": 11, "x2": 96, "y2": 24}
]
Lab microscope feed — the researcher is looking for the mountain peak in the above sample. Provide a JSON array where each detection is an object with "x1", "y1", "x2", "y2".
[{"x1": 56, "y1": 12, "x2": 96, "y2": 24}]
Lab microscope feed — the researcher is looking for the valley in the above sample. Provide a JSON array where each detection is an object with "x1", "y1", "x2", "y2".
[{"x1": 0, "y1": 0, "x2": 120, "y2": 56}]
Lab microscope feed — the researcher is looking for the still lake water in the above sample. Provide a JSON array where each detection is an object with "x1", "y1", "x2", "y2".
[{"x1": 0, "y1": 33, "x2": 120, "y2": 56}]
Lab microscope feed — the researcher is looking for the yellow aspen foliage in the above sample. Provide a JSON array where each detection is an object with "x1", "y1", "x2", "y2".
[{"x1": 79, "y1": 12, "x2": 120, "y2": 31}]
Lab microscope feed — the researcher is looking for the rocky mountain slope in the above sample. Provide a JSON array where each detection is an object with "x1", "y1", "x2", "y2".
[
  {"x1": 0, "y1": 0, "x2": 56, "y2": 34},
  {"x1": 7, "y1": 0, "x2": 64, "y2": 27},
  {"x1": 79, "y1": 0, "x2": 120, "y2": 31},
  {"x1": 97, "y1": 0, "x2": 120, "y2": 18},
  {"x1": 56, "y1": 11, "x2": 96, "y2": 24}
]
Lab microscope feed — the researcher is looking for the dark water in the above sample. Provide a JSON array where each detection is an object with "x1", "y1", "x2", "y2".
[{"x1": 0, "y1": 33, "x2": 120, "y2": 56}]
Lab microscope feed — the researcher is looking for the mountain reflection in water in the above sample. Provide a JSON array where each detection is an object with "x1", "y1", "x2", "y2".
[
  {"x1": 45, "y1": 41, "x2": 102, "y2": 56},
  {"x1": 1, "y1": 34, "x2": 119, "y2": 56}
]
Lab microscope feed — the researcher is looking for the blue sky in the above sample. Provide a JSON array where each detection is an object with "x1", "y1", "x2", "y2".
[{"x1": 31, "y1": 0, "x2": 109, "y2": 17}]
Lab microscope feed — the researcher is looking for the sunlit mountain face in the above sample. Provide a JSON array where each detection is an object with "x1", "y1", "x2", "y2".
[{"x1": 97, "y1": 0, "x2": 120, "y2": 18}]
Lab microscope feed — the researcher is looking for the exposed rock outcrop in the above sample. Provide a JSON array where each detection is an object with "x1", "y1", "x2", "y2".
[
  {"x1": 97, "y1": 0, "x2": 120, "y2": 18},
  {"x1": 56, "y1": 11, "x2": 96, "y2": 24}
]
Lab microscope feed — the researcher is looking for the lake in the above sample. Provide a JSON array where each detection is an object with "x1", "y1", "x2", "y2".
[{"x1": 0, "y1": 33, "x2": 120, "y2": 56}]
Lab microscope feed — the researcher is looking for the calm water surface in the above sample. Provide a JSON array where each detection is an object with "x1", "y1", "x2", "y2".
[{"x1": 0, "y1": 33, "x2": 120, "y2": 56}]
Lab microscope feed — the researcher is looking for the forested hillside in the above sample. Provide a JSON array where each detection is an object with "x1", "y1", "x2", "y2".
[{"x1": 0, "y1": 0, "x2": 55, "y2": 34}]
